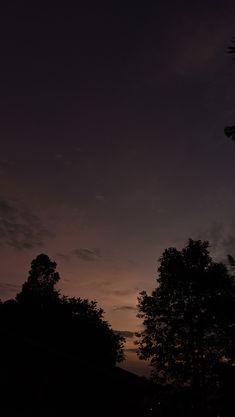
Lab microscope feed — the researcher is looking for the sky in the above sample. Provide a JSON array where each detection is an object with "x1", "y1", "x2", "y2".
[{"x1": 1, "y1": 0, "x2": 235, "y2": 376}]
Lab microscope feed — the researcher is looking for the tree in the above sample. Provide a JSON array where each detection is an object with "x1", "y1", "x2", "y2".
[
  {"x1": 16, "y1": 253, "x2": 60, "y2": 306},
  {"x1": 137, "y1": 239, "x2": 235, "y2": 389},
  {"x1": 59, "y1": 296, "x2": 125, "y2": 365},
  {"x1": 10, "y1": 253, "x2": 125, "y2": 367}
]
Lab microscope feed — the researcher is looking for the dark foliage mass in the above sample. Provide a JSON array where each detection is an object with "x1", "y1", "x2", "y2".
[
  {"x1": 224, "y1": 125, "x2": 235, "y2": 140},
  {"x1": 137, "y1": 239, "x2": 235, "y2": 416},
  {"x1": 2, "y1": 253, "x2": 124, "y2": 367},
  {"x1": 2, "y1": 244, "x2": 235, "y2": 416},
  {"x1": 1, "y1": 254, "x2": 152, "y2": 416},
  {"x1": 227, "y1": 37, "x2": 235, "y2": 56}
]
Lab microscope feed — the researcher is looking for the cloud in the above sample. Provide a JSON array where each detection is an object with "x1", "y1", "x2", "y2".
[
  {"x1": 0, "y1": 198, "x2": 51, "y2": 250},
  {"x1": 0, "y1": 282, "x2": 20, "y2": 299},
  {"x1": 55, "y1": 153, "x2": 63, "y2": 160},
  {"x1": 207, "y1": 222, "x2": 224, "y2": 250},
  {"x1": 95, "y1": 193, "x2": 105, "y2": 201},
  {"x1": 0, "y1": 159, "x2": 14, "y2": 170},
  {"x1": 198, "y1": 222, "x2": 235, "y2": 258},
  {"x1": 93, "y1": 282, "x2": 136, "y2": 297},
  {"x1": 115, "y1": 330, "x2": 135, "y2": 338},
  {"x1": 113, "y1": 305, "x2": 137, "y2": 311},
  {"x1": 112, "y1": 289, "x2": 134, "y2": 296},
  {"x1": 74, "y1": 247, "x2": 101, "y2": 262},
  {"x1": 125, "y1": 348, "x2": 137, "y2": 353},
  {"x1": 56, "y1": 252, "x2": 70, "y2": 262}
]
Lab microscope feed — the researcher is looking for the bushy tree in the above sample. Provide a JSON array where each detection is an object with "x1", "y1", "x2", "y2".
[
  {"x1": 16, "y1": 253, "x2": 60, "y2": 306},
  {"x1": 137, "y1": 239, "x2": 235, "y2": 388},
  {"x1": 59, "y1": 296, "x2": 125, "y2": 365},
  {"x1": 3, "y1": 253, "x2": 124, "y2": 367}
]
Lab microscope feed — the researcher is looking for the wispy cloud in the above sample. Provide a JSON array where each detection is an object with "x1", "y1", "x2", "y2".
[
  {"x1": 198, "y1": 221, "x2": 235, "y2": 257},
  {"x1": 0, "y1": 198, "x2": 51, "y2": 250},
  {"x1": 112, "y1": 289, "x2": 134, "y2": 296},
  {"x1": 0, "y1": 282, "x2": 20, "y2": 298},
  {"x1": 113, "y1": 305, "x2": 137, "y2": 311},
  {"x1": 74, "y1": 247, "x2": 101, "y2": 262},
  {"x1": 115, "y1": 330, "x2": 135, "y2": 338},
  {"x1": 125, "y1": 348, "x2": 137, "y2": 353},
  {"x1": 56, "y1": 252, "x2": 70, "y2": 262}
]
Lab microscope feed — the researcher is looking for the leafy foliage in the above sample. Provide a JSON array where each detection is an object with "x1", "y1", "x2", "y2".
[
  {"x1": 137, "y1": 239, "x2": 235, "y2": 387},
  {"x1": 227, "y1": 37, "x2": 235, "y2": 56},
  {"x1": 2, "y1": 253, "x2": 124, "y2": 367},
  {"x1": 224, "y1": 126, "x2": 235, "y2": 141},
  {"x1": 16, "y1": 253, "x2": 60, "y2": 305},
  {"x1": 58, "y1": 296, "x2": 125, "y2": 365}
]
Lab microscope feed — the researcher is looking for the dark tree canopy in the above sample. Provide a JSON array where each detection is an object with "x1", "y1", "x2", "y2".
[
  {"x1": 137, "y1": 239, "x2": 235, "y2": 388},
  {"x1": 58, "y1": 296, "x2": 125, "y2": 365},
  {"x1": 2, "y1": 253, "x2": 124, "y2": 367},
  {"x1": 0, "y1": 254, "x2": 152, "y2": 417},
  {"x1": 227, "y1": 37, "x2": 235, "y2": 57},
  {"x1": 16, "y1": 253, "x2": 60, "y2": 305},
  {"x1": 224, "y1": 125, "x2": 235, "y2": 141}
]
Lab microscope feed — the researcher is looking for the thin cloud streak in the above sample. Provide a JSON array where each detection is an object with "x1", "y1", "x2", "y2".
[{"x1": 0, "y1": 198, "x2": 51, "y2": 250}]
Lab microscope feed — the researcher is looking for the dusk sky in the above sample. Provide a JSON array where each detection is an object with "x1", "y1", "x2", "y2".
[{"x1": 1, "y1": 0, "x2": 235, "y2": 375}]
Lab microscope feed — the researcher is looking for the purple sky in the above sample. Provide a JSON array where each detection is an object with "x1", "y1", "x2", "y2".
[{"x1": 1, "y1": 0, "x2": 235, "y2": 375}]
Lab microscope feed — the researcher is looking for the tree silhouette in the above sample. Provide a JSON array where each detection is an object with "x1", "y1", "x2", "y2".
[
  {"x1": 137, "y1": 239, "x2": 235, "y2": 390},
  {"x1": 3, "y1": 253, "x2": 125, "y2": 367},
  {"x1": 59, "y1": 296, "x2": 125, "y2": 365},
  {"x1": 16, "y1": 253, "x2": 60, "y2": 306},
  {"x1": 224, "y1": 38, "x2": 235, "y2": 140}
]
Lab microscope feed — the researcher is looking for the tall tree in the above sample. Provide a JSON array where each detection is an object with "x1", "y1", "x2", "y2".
[
  {"x1": 137, "y1": 239, "x2": 235, "y2": 388},
  {"x1": 12, "y1": 253, "x2": 125, "y2": 366},
  {"x1": 16, "y1": 253, "x2": 60, "y2": 306}
]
